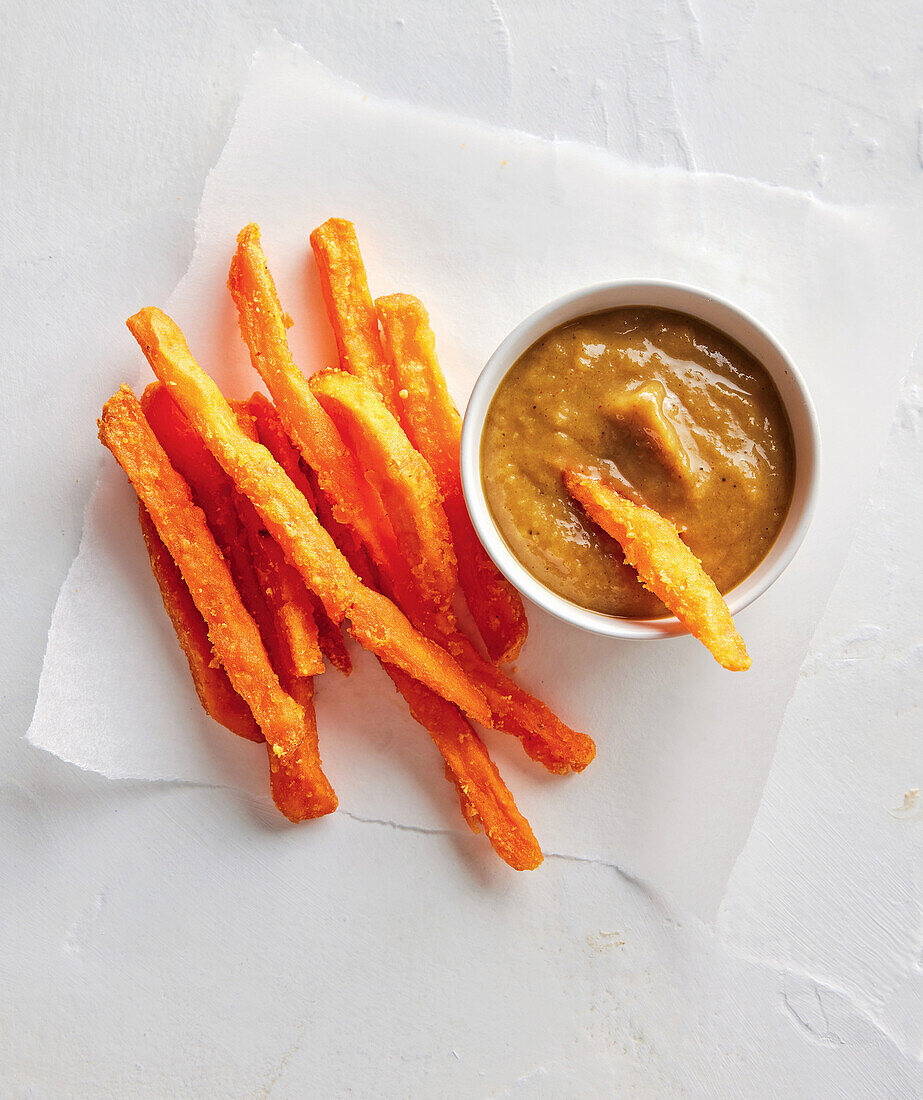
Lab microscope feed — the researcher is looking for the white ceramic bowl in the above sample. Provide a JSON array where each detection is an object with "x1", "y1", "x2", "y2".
[{"x1": 460, "y1": 281, "x2": 820, "y2": 640}]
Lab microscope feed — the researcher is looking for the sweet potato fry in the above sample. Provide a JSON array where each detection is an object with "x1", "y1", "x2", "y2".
[
  {"x1": 145, "y1": 385, "x2": 307, "y2": 712},
  {"x1": 126, "y1": 307, "x2": 490, "y2": 726},
  {"x1": 150, "y1": 386, "x2": 323, "y2": 712},
  {"x1": 225, "y1": 400, "x2": 331, "y2": 844},
  {"x1": 373, "y1": 562, "x2": 594, "y2": 774},
  {"x1": 234, "y1": 396, "x2": 526, "y2": 830},
  {"x1": 307, "y1": 466, "x2": 380, "y2": 589},
  {"x1": 309, "y1": 217, "x2": 399, "y2": 416},
  {"x1": 445, "y1": 762, "x2": 484, "y2": 835},
  {"x1": 142, "y1": 384, "x2": 279, "y2": 658},
  {"x1": 175, "y1": 397, "x2": 329, "y2": 821},
  {"x1": 228, "y1": 225, "x2": 401, "y2": 576},
  {"x1": 388, "y1": 581, "x2": 594, "y2": 774},
  {"x1": 228, "y1": 400, "x2": 324, "y2": 680},
  {"x1": 99, "y1": 386, "x2": 318, "y2": 759},
  {"x1": 246, "y1": 392, "x2": 316, "y2": 506},
  {"x1": 565, "y1": 470, "x2": 751, "y2": 671},
  {"x1": 267, "y1": 676, "x2": 331, "y2": 823},
  {"x1": 385, "y1": 666, "x2": 543, "y2": 871},
  {"x1": 299, "y1": 353, "x2": 592, "y2": 772},
  {"x1": 105, "y1": 386, "x2": 337, "y2": 820},
  {"x1": 377, "y1": 293, "x2": 528, "y2": 663},
  {"x1": 310, "y1": 452, "x2": 542, "y2": 867},
  {"x1": 310, "y1": 602, "x2": 352, "y2": 677},
  {"x1": 375, "y1": 294, "x2": 460, "y2": 490},
  {"x1": 296, "y1": 369, "x2": 592, "y2": 773},
  {"x1": 441, "y1": 631, "x2": 596, "y2": 774},
  {"x1": 309, "y1": 369, "x2": 457, "y2": 611},
  {"x1": 247, "y1": 393, "x2": 352, "y2": 676},
  {"x1": 137, "y1": 502, "x2": 262, "y2": 744},
  {"x1": 234, "y1": 491, "x2": 325, "y2": 679}
]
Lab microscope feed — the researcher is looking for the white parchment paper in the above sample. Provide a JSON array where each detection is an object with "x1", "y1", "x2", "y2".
[{"x1": 28, "y1": 36, "x2": 923, "y2": 913}]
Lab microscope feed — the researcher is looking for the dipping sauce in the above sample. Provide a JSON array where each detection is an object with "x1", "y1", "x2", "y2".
[{"x1": 481, "y1": 307, "x2": 796, "y2": 618}]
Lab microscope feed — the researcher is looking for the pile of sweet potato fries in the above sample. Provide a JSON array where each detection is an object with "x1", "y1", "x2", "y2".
[{"x1": 99, "y1": 219, "x2": 596, "y2": 870}]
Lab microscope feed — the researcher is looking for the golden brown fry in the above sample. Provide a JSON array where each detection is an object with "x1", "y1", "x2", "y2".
[
  {"x1": 99, "y1": 386, "x2": 317, "y2": 759},
  {"x1": 308, "y1": 465, "x2": 380, "y2": 589},
  {"x1": 229, "y1": 224, "x2": 402, "y2": 585},
  {"x1": 309, "y1": 369, "x2": 458, "y2": 611},
  {"x1": 234, "y1": 490, "x2": 325, "y2": 679},
  {"x1": 310, "y1": 454, "x2": 542, "y2": 867},
  {"x1": 303, "y1": 356, "x2": 591, "y2": 773},
  {"x1": 385, "y1": 666, "x2": 543, "y2": 871},
  {"x1": 142, "y1": 384, "x2": 279, "y2": 656},
  {"x1": 301, "y1": 368, "x2": 592, "y2": 773},
  {"x1": 377, "y1": 293, "x2": 528, "y2": 663},
  {"x1": 441, "y1": 631, "x2": 596, "y2": 774},
  {"x1": 229, "y1": 401, "x2": 325, "y2": 680},
  {"x1": 110, "y1": 386, "x2": 338, "y2": 820},
  {"x1": 247, "y1": 394, "x2": 352, "y2": 676},
  {"x1": 310, "y1": 217, "x2": 399, "y2": 416},
  {"x1": 268, "y1": 677, "x2": 330, "y2": 822},
  {"x1": 247, "y1": 392, "x2": 316, "y2": 506},
  {"x1": 164, "y1": 395, "x2": 329, "y2": 820},
  {"x1": 138, "y1": 502, "x2": 263, "y2": 744},
  {"x1": 126, "y1": 307, "x2": 490, "y2": 726},
  {"x1": 565, "y1": 470, "x2": 751, "y2": 671}
]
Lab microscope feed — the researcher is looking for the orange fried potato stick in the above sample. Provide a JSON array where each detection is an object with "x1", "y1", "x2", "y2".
[
  {"x1": 308, "y1": 465, "x2": 380, "y2": 590},
  {"x1": 233, "y1": 480, "x2": 325, "y2": 678},
  {"x1": 97, "y1": 387, "x2": 336, "y2": 802},
  {"x1": 126, "y1": 307, "x2": 490, "y2": 727},
  {"x1": 137, "y1": 502, "x2": 263, "y2": 744},
  {"x1": 229, "y1": 225, "x2": 415, "y2": 605},
  {"x1": 372, "y1": 552, "x2": 594, "y2": 774},
  {"x1": 441, "y1": 631, "x2": 596, "y2": 774},
  {"x1": 245, "y1": 392, "x2": 318, "y2": 506},
  {"x1": 229, "y1": 400, "x2": 324, "y2": 680},
  {"x1": 376, "y1": 294, "x2": 528, "y2": 664},
  {"x1": 310, "y1": 217, "x2": 399, "y2": 416},
  {"x1": 309, "y1": 369, "x2": 458, "y2": 612},
  {"x1": 307, "y1": 463, "x2": 542, "y2": 869},
  {"x1": 142, "y1": 384, "x2": 331, "y2": 820},
  {"x1": 267, "y1": 677, "x2": 329, "y2": 823},
  {"x1": 389, "y1": 582, "x2": 594, "y2": 774},
  {"x1": 142, "y1": 384, "x2": 280, "y2": 665},
  {"x1": 246, "y1": 392, "x2": 351, "y2": 676},
  {"x1": 298, "y1": 344, "x2": 593, "y2": 773},
  {"x1": 385, "y1": 666, "x2": 543, "y2": 871},
  {"x1": 565, "y1": 470, "x2": 751, "y2": 672},
  {"x1": 244, "y1": 391, "x2": 539, "y2": 858}
]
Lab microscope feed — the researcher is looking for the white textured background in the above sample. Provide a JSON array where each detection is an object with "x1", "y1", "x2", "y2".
[{"x1": 3, "y1": 3, "x2": 922, "y2": 1097}]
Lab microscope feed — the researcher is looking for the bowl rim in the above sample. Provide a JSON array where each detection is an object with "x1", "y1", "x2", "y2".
[{"x1": 459, "y1": 278, "x2": 821, "y2": 640}]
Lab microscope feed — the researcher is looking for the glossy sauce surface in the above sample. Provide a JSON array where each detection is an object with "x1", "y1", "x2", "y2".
[{"x1": 481, "y1": 307, "x2": 795, "y2": 617}]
